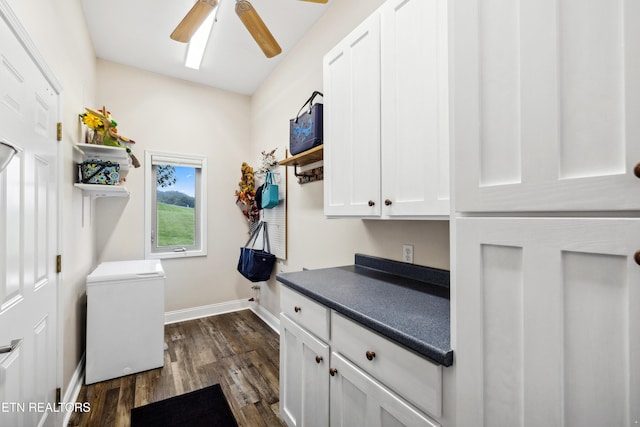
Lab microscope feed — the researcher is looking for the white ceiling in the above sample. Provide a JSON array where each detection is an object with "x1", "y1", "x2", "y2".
[{"x1": 81, "y1": 0, "x2": 330, "y2": 95}]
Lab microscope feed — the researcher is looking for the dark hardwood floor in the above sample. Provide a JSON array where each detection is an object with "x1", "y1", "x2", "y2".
[{"x1": 68, "y1": 310, "x2": 287, "y2": 427}]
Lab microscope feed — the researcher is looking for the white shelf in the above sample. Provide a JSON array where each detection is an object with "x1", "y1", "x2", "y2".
[{"x1": 74, "y1": 183, "x2": 129, "y2": 198}]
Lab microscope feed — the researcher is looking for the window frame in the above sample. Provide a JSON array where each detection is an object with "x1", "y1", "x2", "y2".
[{"x1": 144, "y1": 150, "x2": 207, "y2": 259}]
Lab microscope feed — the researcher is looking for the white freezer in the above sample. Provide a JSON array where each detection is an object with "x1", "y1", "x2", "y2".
[{"x1": 85, "y1": 260, "x2": 165, "y2": 384}]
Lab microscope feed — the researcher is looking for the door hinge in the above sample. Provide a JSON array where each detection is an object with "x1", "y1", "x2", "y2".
[
  {"x1": 55, "y1": 387, "x2": 61, "y2": 407},
  {"x1": 56, "y1": 255, "x2": 62, "y2": 273},
  {"x1": 56, "y1": 122, "x2": 62, "y2": 141}
]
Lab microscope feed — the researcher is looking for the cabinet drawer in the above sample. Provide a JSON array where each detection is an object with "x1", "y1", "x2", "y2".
[
  {"x1": 331, "y1": 311, "x2": 442, "y2": 418},
  {"x1": 281, "y1": 286, "x2": 330, "y2": 342}
]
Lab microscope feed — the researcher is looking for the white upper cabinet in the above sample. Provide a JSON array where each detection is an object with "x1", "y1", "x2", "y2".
[
  {"x1": 323, "y1": 12, "x2": 382, "y2": 217},
  {"x1": 381, "y1": 0, "x2": 449, "y2": 218},
  {"x1": 453, "y1": 0, "x2": 640, "y2": 212},
  {"x1": 324, "y1": 0, "x2": 449, "y2": 218}
]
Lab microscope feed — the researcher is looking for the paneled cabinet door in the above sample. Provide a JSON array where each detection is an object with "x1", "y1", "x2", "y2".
[
  {"x1": 455, "y1": 218, "x2": 640, "y2": 427},
  {"x1": 280, "y1": 315, "x2": 330, "y2": 427},
  {"x1": 329, "y1": 352, "x2": 440, "y2": 427},
  {"x1": 323, "y1": 11, "x2": 381, "y2": 217},
  {"x1": 380, "y1": 0, "x2": 449, "y2": 217},
  {"x1": 452, "y1": 0, "x2": 640, "y2": 212}
]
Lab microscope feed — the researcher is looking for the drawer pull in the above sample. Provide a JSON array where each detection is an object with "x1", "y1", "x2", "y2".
[
  {"x1": 634, "y1": 163, "x2": 640, "y2": 179},
  {"x1": 368, "y1": 200, "x2": 375, "y2": 207},
  {"x1": 635, "y1": 250, "x2": 640, "y2": 266},
  {"x1": 366, "y1": 351, "x2": 376, "y2": 361},
  {"x1": 329, "y1": 368, "x2": 338, "y2": 377},
  {"x1": 294, "y1": 306, "x2": 301, "y2": 313},
  {"x1": 315, "y1": 355, "x2": 323, "y2": 364},
  {"x1": 384, "y1": 199, "x2": 392, "y2": 206}
]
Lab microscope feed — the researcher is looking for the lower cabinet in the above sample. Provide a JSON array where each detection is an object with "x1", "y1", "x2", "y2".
[
  {"x1": 330, "y1": 352, "x2": 440, "y2": 427},
  {"x1": 455, "y1": 218, "x2": 640, "y2": 426},
  {"x1": 280, "y1": 287, "x2": 442, "y2": 427},
  {"x1": 280, "y1": 314, "x2": 330, "y2": 427}
]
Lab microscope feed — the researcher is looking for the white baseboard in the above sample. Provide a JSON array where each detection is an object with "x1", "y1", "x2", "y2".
[
  {"x1": 164, "y1": 299, "x2": 252, "y2": 324},
  {"x1": 60, "y1": 353, "x2": 85, "y2": 427},
  {"x1": 251, "y1": 304, "x2": 280, "y2": 334},
  {"x1": 164, "y1": 299, "x2": 280, "y2": 335}
]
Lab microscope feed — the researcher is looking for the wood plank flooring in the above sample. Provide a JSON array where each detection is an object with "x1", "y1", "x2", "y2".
[{"x1": 68, "y1": 310, "x2": 286, "y2": 427}]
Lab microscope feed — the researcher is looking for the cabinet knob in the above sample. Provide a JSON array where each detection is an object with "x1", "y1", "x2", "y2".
[
  {"x1": 365, "y1": 351, "x2": 376, "y2": 361},
  {"x1": 329, "y1": 368, "x2": 338, "y2": 377},
  {"x1": 635, "y1": 250, "x2": 640, "y2": 266},
  {"x1": 384, "y1": 199, "x2": 392, "y2": 206},
  {"x1": 368, "y1": 200, "x2": 375, "y2": 207},
  {"x1": 294, "y1": 306, "x2": 301, "y2": 313},
  {"x1": 315, "y1": 355, "x2": 323, "y2": 364},
  {"x1": 634, "y1": 163, "x2": 640, "y2": 179}
]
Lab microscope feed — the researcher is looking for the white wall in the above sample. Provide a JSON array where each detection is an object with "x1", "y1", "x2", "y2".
[
  {"x1": 94, "y1": 60, "x2": 255, "y2": 312},
  {"x1": 250, "y1": 0, "x2": 451, "y2": 317},
  {"x1": 5, "y1": 0, "x2": 98, "y2": 397}
]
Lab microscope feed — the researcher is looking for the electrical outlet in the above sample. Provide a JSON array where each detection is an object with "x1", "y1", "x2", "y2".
[{"x1": 402, "y1": 244, "x2": 414, "y2": 264}]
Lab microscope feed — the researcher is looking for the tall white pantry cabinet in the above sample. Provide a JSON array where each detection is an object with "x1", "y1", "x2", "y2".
[{"x1": 452, "y1": 0, "x2": 640, "y2": 426}]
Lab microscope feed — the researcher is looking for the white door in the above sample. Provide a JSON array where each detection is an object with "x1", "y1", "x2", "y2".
[
  {"x1": 323, "y1": 11, "x2": 381, "y2": 217},
  {"x1": 452, "y1": 0, "x2": 640, "y2": 212},
  {"x1": 456, "y1": 217, "x2": 640, "y2": 427},
  {"x1": 0, "y1": 7, "x2": 60, "y2": 427},
  {"x1": 329, "y1": 352, "x2": 439, "y2": 427},
  {"x1": 380, "y1": 0, "x2": 449, "y2": 218},
  {"x1": 279, "y1": 315, "x2": 330, "y2": 427}
]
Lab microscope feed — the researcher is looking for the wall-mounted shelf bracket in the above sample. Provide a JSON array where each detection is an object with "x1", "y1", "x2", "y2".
[{"x1": 279, "y1": 145, "x2": 323, "y2": 184}]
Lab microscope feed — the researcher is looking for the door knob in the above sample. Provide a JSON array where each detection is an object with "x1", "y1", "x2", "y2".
[
  {"x1": 294, "y1": 306, "x2": 301, "y2": 313},
  {"x1": 315, "y1": 355, "x2": 323, "y2": 364},
  {"x1": 634, "y1": 163, "x2": 640, "y2": 179},
  {"x1": 0, "y1": 339, "x2": 21, "y2": 355},
  {"x1": 368, "y1": 200, "x2": 375, "y2": 207},
  {"x1": 365, "y1": 351, "x2": 376, "y2": 361},
  {"x1": 634, "y1": 250, "x2": 640, "y2": 266},
  {"x1": 384, "y1": 199, "x2": 392, "y2": 206},
  {"x1": 329, "y1": 368, "x2": 338, "y2": 376}
]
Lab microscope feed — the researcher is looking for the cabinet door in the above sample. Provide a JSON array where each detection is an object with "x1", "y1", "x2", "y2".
[
  {"x1": 452, "y1": 0, "x2": 640, "y2": 212},
  {"x1": 380, "y1": 0, "x2": 449, "y2": 217},
  {"x1": 280, "y1": 315, "x2": 330, "y2": 427},
  {"x1": 323, "y1": 12, "x2": 381, "y2": 217},
  {"x1": 455, "y1": 218, "x2": 640, "y2": 427},
  {"x1": 329, "y1": 352, "x2": 440, "y2": 427}
]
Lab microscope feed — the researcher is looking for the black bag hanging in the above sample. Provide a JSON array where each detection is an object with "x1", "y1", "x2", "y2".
[
  {"x1": 237, "y1": 222, "x2": 276, "y2": 282},
  {"x1": 289, "y1": 91, "x2": 323, "y2": 155}
]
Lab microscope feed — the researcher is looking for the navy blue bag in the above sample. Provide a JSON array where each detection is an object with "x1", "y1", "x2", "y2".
[
  {"x1": 237, "y1": 222, "x2": 276, "y2": 282},
  {"x1": 290, "y1": 91, "x2": 323, "y2": 155}
]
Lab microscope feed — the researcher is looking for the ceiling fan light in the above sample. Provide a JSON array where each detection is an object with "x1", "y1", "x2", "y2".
[
  {"x1": 185, "y1": 8, "x2": 217, "y2": 69},
  {"x1": 235, "y1": 0, "x2": 282, "y2": 58}
]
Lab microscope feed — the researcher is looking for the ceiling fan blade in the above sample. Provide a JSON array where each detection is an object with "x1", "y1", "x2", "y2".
[
  {"x1": 171, "y1": 0, "x2": 219, "y2": 43},
  {"x1": 235, "y1": 0, "x2": 282, "y2": 58},
  {"x1": 298, "y1": 0, "x2": 328, "y2": 3}
]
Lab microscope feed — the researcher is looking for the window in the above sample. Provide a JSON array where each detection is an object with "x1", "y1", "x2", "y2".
[{"x1": 145, "y1": 151, "x2": 207, "y2": 259}]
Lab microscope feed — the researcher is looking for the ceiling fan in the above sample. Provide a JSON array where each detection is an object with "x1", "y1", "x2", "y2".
[{"x1": 171, "y1": 0, "x2": 328, "y2": 59}]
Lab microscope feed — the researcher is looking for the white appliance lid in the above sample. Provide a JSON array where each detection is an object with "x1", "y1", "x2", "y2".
[{"x1": 87, "y1": 260, "x2": 165, "y2": 284}]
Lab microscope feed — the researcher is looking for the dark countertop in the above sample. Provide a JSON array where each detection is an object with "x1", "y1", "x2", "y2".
[{"x1": 276, "y1": 254, "x2": 453, "y2": 366}]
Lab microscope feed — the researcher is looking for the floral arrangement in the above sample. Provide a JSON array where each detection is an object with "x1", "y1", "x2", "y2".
[
  {"x1": 257, "y1": 148, "x2": 279, "y2": 174},
  {"x1": 79, "y1": 107, "x2": 140, "y2": 168},
  {"x1": 235, "y1": 162, "x2": 260, "y2": 229}
]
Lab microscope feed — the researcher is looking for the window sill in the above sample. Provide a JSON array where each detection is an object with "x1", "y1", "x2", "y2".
[{"x1": 146, "y1": 249, "x2": 207, "y2": 260}]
